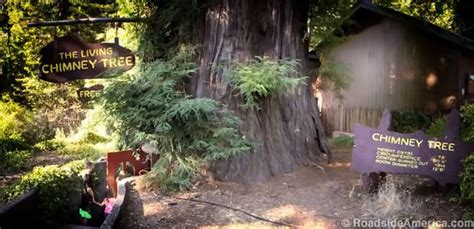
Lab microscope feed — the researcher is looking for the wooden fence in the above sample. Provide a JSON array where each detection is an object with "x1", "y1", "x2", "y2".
[{"x1": 321, "y1": 106, "x2": 384, "y2": 135}]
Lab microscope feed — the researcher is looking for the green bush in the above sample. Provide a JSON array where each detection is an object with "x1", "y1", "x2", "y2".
[
  {"x1": 102, "y1": 51, "x2": 253, "y2": 192},
  {"x1": 459, "y1": 154, "x2": 474, "y2": 220},
  {"x1": 329, "y1": 135, "x2": 354, "y2": 148},
  {"x1": 0, "y1": 138, "x2": 33, "y2": 174},
  {"x1": 227, "y1": 56, "x2": 307, "y2": 109},
  {"x1": 424, "y1": 104, "x2": 474, "y2": 140},
  {"x1": 0, "y1": 137, "x2": 31, "y2": 153},
  {"x1": 461, "y1": 104, "x2": 474, "y2": 142},
  {"x1": 0, "y1": 100, "x2": 56, "y2": 146},
  {"x1": 460, "y1": 154, "x2": 474, "y2": 203},
  {"x1": 459, "y1": 104, "x2": 474, "y2": 218},
  {"x1": 33, "y1": 138, "x2": 67, "y2": 152},
  {"x1": 425, "y1": 116, "x2": 447, "y2": 138},
  {"x1": 0, "y1": 160, "x2": 84, "y2": 222},
  {"x1": 464, "y1": 212, "x2": 474, "y2": 221},
  {"x1": 0, "y1": 100, "x2": 32, "y2": 140},
  {"x1": 390, "y1": 110, "x2": 430, "y2": 133},
  {"x1": 0, "y1": 150, "x2": 33, "y2": 174},
  {"x1": 79, "y1": 132, "x2": 109, "y2": 144},
  {"x1": 58, "y1": 143, "x2": 103, "y2": 160}
]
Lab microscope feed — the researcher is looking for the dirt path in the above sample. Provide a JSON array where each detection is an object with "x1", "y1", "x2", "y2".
[{"x1": 118, "y1": 149, "x2": 471, "y2": 228}]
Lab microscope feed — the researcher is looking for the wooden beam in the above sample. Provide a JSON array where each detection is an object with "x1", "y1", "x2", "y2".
[{"x1": 27, "y1": 17, "x2": 145, "y2": 28}]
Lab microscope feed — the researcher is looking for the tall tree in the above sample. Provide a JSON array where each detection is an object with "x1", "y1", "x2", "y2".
[
  {"x1": 189, "y1": 0, "x2": 330, "y2": 183},
  {"x1": 374, "y1": 0, "x2": 457, "y2": 32},
  {"x1": 114, "y1": 0, "x2": 331, "y2": 184},
  {"x1": 455, "y1": 0, "x2": 474, "y2": 40}
]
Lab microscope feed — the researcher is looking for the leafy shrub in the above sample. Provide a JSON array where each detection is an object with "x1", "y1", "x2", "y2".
[
  {"x1": 460, "y1": 154, "x2": 474, "y2": 203},
  {"x1": 0, "y1": 150, "x2": 33, "y2": 174},
  {"x1": 459, "y1": 104, "x2": 474, "y2": 218},
  {"x1": 424, "y1": 104, "x2": 474, "y2": 140},
  {"x1": 461, "y1": 104, "x2": 474, "y2": 142},
  {"x1": 0, "y1": 138, "x2": 33, "y2": 174},
  {"x1": 227, "y1": 56, "x2": 307, "y2": 109},
  {"x1": 33, "y1": 138, "x2": 67, "y2": 152},
  {"x1": 102, "y1": 51, "x2": 252, "y2": 192},
  {"x1": 464, "y1": 212, "x2": 474, "y2": 221},
  {"x1": 0, "y1": 137, "x2": 31, "y2": 153},
  {"x1": 0, "y1": 100, "x2": 57, "y2": 145},
  {"x1": 329, "y1": 135, "x2": 354, "y2": 148},
  {"x1": 0, "y1": 100, "x2": 32, "y2": 139},
  {"x1": 425, "y1": 116, "x2": 447, "y2": 138},
  {"x1": 0, "y1": 160, "x2": 84, "y2": 222},
  {"x1": 79, "y1": 132, "x2": 109, "y2": 145},
  {"x1": 390, "y1": 110, "x2": 430, "y2": 133},
  {"x1": 144, "y1": 98, "x2": 253, "y2": 192},
  {"x1": 58, "y1": 143, "x2": 103, "y2": 160}
]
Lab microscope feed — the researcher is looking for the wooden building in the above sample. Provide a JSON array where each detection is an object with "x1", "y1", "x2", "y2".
[{"x1": 318, "y1": 1, "x2": 474, "y2": 135}]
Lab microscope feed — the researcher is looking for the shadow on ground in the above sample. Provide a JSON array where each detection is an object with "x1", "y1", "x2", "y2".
[{"x1": 118, "y1": 149, "x2": 471, "y2": 228}]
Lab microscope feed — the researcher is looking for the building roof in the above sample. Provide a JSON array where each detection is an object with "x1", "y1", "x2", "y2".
[{"x1": 336, "y1": 0, "x2": 474, "y2": 53}]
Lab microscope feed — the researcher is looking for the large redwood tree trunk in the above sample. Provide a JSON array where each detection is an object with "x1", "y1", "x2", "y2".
[{"x1": 191, "y1": 0, "x2": 330, "y2": 183}]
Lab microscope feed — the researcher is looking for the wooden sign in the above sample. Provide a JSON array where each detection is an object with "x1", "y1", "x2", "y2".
[
  {"x1": 352, "y1": 109, "x2": 474, "y2": 185},
  {"x1": 39, "y1": 34, "x2": 135, "y2": 83},
  {"x1": 77, "y1": 84, "x2": 104, "y2": 103}
]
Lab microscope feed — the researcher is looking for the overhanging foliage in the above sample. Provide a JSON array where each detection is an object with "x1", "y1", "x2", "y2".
[{"x1": 101, "y1": 49, "x2": 253, "y2": 191}]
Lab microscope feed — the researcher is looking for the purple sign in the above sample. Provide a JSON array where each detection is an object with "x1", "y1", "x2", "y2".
[{"x1": 352, "y1": 109, "x2": 474, "y2": 185}]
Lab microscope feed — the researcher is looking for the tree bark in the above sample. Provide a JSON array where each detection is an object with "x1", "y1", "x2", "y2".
[{"x1": 191, "y1": 0, "x2": 330, "y2": 183}]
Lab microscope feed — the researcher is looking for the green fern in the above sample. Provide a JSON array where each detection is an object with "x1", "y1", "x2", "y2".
[{"x1": 227, "y1": 56, "x2": 307, "y2": 109}]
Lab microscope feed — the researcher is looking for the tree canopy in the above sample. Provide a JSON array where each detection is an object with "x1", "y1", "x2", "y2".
[{"x1": 0, "y1": 0, "x2": 465, "y2": 103}]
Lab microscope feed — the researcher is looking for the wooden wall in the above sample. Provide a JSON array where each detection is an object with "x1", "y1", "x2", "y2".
[
  {"x1": 320, "y1": 17, "x2": 466, "y2": 135},
  {"x1": 458, "y1": 53, "x2": 474, "y2": 102}
]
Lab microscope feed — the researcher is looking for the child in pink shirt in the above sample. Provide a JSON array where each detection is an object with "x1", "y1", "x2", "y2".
[
  {"x1": 102, "y1": 197, "x2": 116, "y2": 217},
  {"x1": 95, "y1": 187, "x2": 116, "y2": 218}
]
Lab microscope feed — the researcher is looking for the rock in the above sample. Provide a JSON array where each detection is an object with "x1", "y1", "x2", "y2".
[{"x1": 168, "y1": 202, "x2": 178, "y2": 206}]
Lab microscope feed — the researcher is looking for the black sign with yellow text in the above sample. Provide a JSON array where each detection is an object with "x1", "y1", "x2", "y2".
[
  {"x1": 39, "y1": 34, "x2": 135, "y2": 83},
  {"x1": 77, "y1": 84, "x2": 104, "y2": 104}
]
